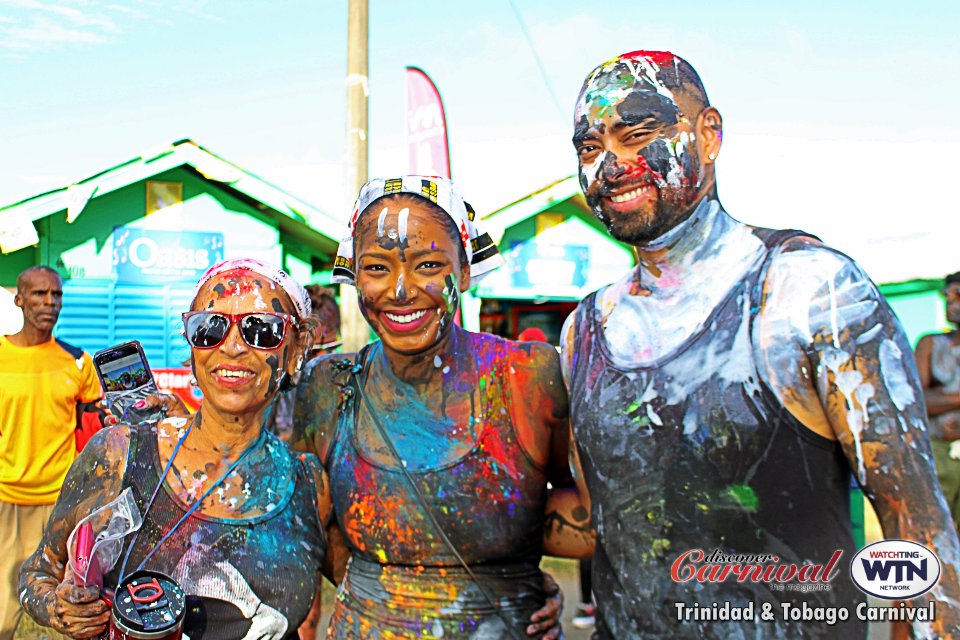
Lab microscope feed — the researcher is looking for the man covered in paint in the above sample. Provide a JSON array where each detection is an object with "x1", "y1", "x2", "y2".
[
  {"x1": 561, "y1": 50, "x2": 960, "y2": 638},
  {"x1": 915, "y1": 271, "x2": 960, "y2": 532}
]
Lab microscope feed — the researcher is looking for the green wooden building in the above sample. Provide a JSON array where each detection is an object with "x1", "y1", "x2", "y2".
[{"x1": 0, "y1": 139, "x2": 341, "y2": 367}]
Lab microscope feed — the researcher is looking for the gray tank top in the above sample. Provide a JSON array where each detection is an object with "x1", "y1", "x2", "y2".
[
  {"x1": 569, "y1": 230, "x2": 865, "y2": 639},
  {"x1": 930, "y1": 333, "x2": 960, "y2": 439}
]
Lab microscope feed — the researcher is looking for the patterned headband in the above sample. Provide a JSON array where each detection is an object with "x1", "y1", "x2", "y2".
[
  {"x1": 332, "y1": 175, "x2": 502, "y2": 285},
  {"x1": 193, "y1": 258, "x2": 312, "y2": 318}
]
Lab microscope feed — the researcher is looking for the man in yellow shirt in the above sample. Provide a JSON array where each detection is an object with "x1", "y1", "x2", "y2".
[{"x1": 0, "y1": 266, "x2": 100, "y2": 640}]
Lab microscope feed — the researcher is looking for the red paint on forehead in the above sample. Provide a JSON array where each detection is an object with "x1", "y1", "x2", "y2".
[
  {"x1": 207, "y1": 268, "x2": 265, "y2": 295},
  {"x1": 619, "y1": 50, "x2": 678, "y2": 66}
]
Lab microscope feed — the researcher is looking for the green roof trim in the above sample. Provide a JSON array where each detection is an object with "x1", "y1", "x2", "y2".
[
  {"x1": 879, "y1": 278, "x2": 944, "y2": 297},
  {"x1": 0, "y1": 139, "x2": 342, "y2": 254}
]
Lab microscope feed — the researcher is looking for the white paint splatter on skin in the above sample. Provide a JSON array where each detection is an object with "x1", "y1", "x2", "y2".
[
  {"x1": 252, "y1": 288, "x2": 268, "y2": 311},
  {"x1": 819, "y1": 347, "x2": 872, "y2": 484},
  {"x1": 828, "y1": 277, "x2": 841, "y2": 348},
  {"x1": 645, "y1": 404, "x2": 663, "y2": 427},
  {"x1": 856, "y1": 323, "x2": 883, "y2": 345},
  {"x1": 626, "y1": 57, "x2": 674, "y2": 101},
  {"x1": 576, "y1": 56, "x2": 675, "y2": 124},
  {"x1": 879, "y1": 339, "x2": 916, "y2": 411},
  {"x1": 854, "y1": 384, "x2": 875, "y2": 421},
  {"x1": 397, "y1": 207, "x2": 409, "y2": 242},
  {"x1": 376, "y1": 207, "x2": 388, "y2": 237},
  {"x1": 580, "y1": 151, "x2": 607, "y2": 192}
]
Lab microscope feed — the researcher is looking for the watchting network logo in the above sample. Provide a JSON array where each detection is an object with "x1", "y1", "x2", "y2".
[{"x1": 850, "y1": 540, "x2": 941, "y2": 600}]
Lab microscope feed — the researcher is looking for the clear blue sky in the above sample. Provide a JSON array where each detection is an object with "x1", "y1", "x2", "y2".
[{"x1": 2, "y1": 0, "x2": 957, "y2": 281}]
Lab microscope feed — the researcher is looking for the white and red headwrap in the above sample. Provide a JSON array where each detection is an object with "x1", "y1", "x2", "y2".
[
  {"x1": 332, "y1": 175, "x2": 503, "y2": 285},
  {"x1": 193, "y1": 258, "x2": 312, "y2": 319}
]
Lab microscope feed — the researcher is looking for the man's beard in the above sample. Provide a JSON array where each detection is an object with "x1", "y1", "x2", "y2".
[{"x1": 591, "y1": 194, "x2": 692, "y2": 245}]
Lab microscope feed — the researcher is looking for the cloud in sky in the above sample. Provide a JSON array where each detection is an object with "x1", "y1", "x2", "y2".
[
  {"x1": 0, "y1": 0, "x2": 118, "y2": 52},
  {"x1": 0, "y1": 0, "x2": 221, "y2": 52}
]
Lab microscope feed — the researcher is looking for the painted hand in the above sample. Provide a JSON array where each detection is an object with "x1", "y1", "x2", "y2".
[
  {"x1": 52, "y1": 578, "x2": 110, "y2": 639},
  {"x1": 527, "y1": 571, "x2": 563, "y2": 639},
  {"x1": 133, "y1": 392, "x2": 190, "y2": 419}
]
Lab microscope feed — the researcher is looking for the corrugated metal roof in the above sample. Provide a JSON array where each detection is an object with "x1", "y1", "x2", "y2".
[{"x1": 0, "y1": 139, "x2": 342, "y2": 253}]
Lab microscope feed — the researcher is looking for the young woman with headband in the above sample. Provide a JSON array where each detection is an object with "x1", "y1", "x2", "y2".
[{"x1": 293, "y1": 176, "x2": 593, "y2": 638}]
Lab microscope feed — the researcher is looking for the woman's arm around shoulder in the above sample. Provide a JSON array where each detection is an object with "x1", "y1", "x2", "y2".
[
  {"x1": 505, "y1": 339, "x2": 595, "y2": 558},
  {"x1": 291, "y1": 352, "x2": 357, "y2": 465},
  {"x1": 506, "y1": 340, "x2": 568, "y2": 468}
]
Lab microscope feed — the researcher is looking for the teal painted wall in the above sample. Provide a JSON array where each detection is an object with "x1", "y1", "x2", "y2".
[
  {"x1": 886, "y1": 289, "x2": 947, "y2": 349},
  {"x1": 475, "y1": 210, "x2": 633, "y2": 301}
]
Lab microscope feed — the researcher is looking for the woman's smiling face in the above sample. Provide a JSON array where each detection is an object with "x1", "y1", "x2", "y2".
[
  {"x1": 354, "y1": 195, "x2": 470, "y2": 355},
  {"x1": 189, "y1": 271, "x2": 300, "y2": 419}
]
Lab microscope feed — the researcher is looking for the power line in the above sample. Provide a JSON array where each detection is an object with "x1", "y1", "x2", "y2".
[{"x1": 507, "y1": 0, "x2": 568, "y2": 124}]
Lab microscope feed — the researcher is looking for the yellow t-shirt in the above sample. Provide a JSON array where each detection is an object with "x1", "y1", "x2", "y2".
[{"x1": 0, "y1": 336, "x2": 101, "y2": 505}]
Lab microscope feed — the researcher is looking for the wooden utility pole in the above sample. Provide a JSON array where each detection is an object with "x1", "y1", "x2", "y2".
[{"x1": 341, "y1": 0, "x2": 369, "y2": 352}]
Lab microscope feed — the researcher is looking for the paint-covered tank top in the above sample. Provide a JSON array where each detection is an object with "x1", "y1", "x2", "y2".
[
  {"x1": 569, "y1": 230, "x2": 866, "y2": 639},
  {"x1": 930, "y1": 333, "x2": 960, "y2": 438},
  {"x1": 326, "y1": 336, "x2": 549, "y2": 638},
  {"x1": 106, "y1": 421, "x2": 326, "y2": 640}
]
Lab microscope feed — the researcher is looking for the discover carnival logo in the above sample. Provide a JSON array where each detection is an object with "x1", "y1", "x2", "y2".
[
  {"x1": 671, "y1": 548, "x2": 842, "y2": 588},
  {"x1": 850, "y1": 540, "x2": 941, "y2": 599}
]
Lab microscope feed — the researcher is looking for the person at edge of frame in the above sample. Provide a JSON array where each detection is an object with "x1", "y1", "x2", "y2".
[
  {"x1": 560, "y1": 49, "x2": 960, "y2": 639},
  {"x1": 0, "y1": 266, "x2": 101, "y2": 640},
  {"x1": 915, "y1": 271, "x2": 960, "y2": 533}
]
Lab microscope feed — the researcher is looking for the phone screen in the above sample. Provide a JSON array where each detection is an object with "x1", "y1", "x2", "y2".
[
  {"x1": 95, "y1": 342, "x2": 163, "y2": 424},
  {"x1": 95, "y1": 343, "x2": 152, "y2": 393}
]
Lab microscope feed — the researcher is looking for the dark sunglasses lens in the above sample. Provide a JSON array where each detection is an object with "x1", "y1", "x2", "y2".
[
  {"x1": 240, "y1": 314, "x2": 285, "y2": 349},
  {"x1": 187, "y1": 314, "x2": 229, "y2": 347}
]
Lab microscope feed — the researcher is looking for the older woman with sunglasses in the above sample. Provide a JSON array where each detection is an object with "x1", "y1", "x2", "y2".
[
  {"x1": 19, "y1": 259, "x2": 330, "y2": 640},
  {"x1": 293, "y1": 176, "x2": 592, "y2": 639}
]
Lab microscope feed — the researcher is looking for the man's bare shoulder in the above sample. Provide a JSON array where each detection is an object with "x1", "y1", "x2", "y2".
[
  {"x1": 766, "y1": 234, "x2": 865, "y2": 279},
  {"x1": 761, "y1": 237, "x2": 881, "y2": 333}
]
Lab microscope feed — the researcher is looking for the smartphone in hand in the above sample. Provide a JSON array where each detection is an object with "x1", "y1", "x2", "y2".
[{"x1": 93, "y1": 341, "x2": 162, "y2": 424}]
